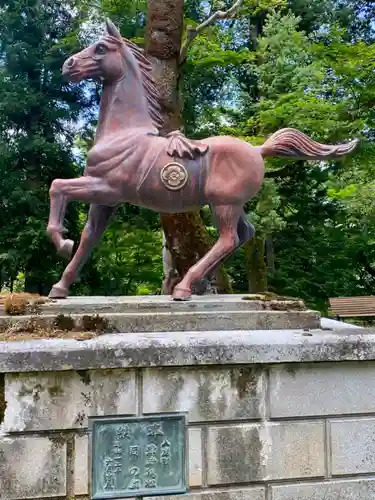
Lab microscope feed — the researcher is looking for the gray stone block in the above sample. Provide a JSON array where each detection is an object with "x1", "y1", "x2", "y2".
[
  {"x1": 207, "y1": 424, "x2": 263, "y2": 484},
  {"x1": 271, "y1": 479, "x2": 375, "y2": 500},
  {"x1": 17, "y1": 294, "x2": 305, "y2": 315},
  {"x1": 146, "y1": 488, "x2": 265, "y2": 500},
  {"x1": 0, "y1": 436, "x2": 66, "y2": 499},
  {"x1": 270, "y1": 361, "x2": 375, "y2": 417},
  {"x1": 188, "y1": 427, "x2": 203, "y2": 487},
  {"x1": 1, "y1": 329, "x2": 375, "y2": 374},
  {"x1": 3, "y1": 369, "x2": 136, "y2": 431},
  {"x1": 0, "y1": 309, "x2": 320, "y2": 333},
  {"x1": 74, "y1": 435, "x2": 88, "y2": 496},
  {"x1": 207, "y1": 421, "x2": 325, "y2": 485},
  {"x1": 265, "y1": 421, "x2": 325, "y2": 480},
  {"x1": 331, "y1": 418, "x2": 375, "y2": 475},
  {"x1": 142, "y1": 366, "x2": 266, "y2": 421}
]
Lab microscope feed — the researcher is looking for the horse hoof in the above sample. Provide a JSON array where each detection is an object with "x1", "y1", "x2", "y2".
[
  {"x1": 49, "y1": 285, "x2": 68, "y2": 299},
  {"x1": 57, "y1": 239, "x2": 74, "y2": 260},
  {"x1": 172, "y1": 286, "x2": 192, "y2": 301}
]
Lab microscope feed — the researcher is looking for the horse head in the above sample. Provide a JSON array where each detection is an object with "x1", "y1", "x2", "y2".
[
  {"x1": 62, "y1": 20, "x2": 163, "y2": 130},
  {"x1": 62, "y1": 19, "x2": 126, "y2": 83}
]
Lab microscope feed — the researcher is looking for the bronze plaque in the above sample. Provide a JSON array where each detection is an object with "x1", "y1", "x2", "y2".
[{"x1": 89, "y1": 413, "x2": 188, "y2": 499}]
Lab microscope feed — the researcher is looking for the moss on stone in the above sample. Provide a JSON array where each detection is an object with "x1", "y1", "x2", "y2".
[
  {"x1": 241, "y1": 295, "x2": 267, "y2": 301},
  {"x1": 54, "y1": 314, "x2": 75, "y2": 331},
  {"x1": 2, "y1": 293, "x2": 48, "y2": 316},
  {"x1": 81, "y1": 315, "x2": 109, "y2": 332}
]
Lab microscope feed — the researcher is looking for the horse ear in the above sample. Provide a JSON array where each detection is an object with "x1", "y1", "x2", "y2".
[{"x1": 106, "y1": 18, "x2": 122, "y2": 40}]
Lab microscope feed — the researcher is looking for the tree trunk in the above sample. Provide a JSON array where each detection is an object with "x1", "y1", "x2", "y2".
[
  {"x1": 145, "y1": 0, "x2": 184, "y2": 135},
  {"x1": 266, "y1": 234, "x2": 275, "y2": 273},
  {"x1": 244, "y1": 234, "x2": 268, "y2": 293},
  {"x1": 145, "y1": 0, "x2": 231, "y2": 294}
]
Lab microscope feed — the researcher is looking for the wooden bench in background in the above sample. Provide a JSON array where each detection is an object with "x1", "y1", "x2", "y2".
[{"x1": 329, "y1": 296, "x2": 375, "y2": 321}]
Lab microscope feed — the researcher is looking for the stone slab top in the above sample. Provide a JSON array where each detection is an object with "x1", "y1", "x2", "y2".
[
  {"x1": 1, "y1": 327, "x2": 375, "y2": 373},
  {"x1": 0, "y1": 293, "x2": 311, "y2": 315}
]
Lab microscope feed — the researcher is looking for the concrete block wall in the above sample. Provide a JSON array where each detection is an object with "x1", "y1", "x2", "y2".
[{"x1": 2, "y1": 361, "x2": 375, "y2": 500}]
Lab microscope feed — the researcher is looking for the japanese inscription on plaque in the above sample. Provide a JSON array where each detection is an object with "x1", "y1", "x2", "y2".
[{"x1": 89, "y1": 413, "x2": 187, "y2": 499}]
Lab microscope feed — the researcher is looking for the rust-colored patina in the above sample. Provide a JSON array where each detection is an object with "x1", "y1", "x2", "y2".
[{"x1": 47, "y1": 20, "x2": 359, "y2": 301}]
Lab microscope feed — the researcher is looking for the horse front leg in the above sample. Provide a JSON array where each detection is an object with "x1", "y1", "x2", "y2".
[
  {"x1": 47, "y1": 180, "x2": 73, "y2": 259},
  {"x1": 49, "y1": 204, "x2": 118, "y2": 299},
  {"x1": 46, "y1": 176, "x2": 119, "y2": 259},
  {"x1": 45, "y1": 176, "x2": 121, "y2": 298}
]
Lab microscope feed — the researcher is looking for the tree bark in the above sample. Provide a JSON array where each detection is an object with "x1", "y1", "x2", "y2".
[
  {"x1": 244, "y1": 234, "x2": 268, "y2": 293},
  {"x1": 145, "y1": 0, "x2": 184, "y2": 135},
  {"x1": 145, "y1": 0, "x2": 231, "y2": 294},
  {"x1": 265, "y1": 235, "x2": 275, "y2": 273}
]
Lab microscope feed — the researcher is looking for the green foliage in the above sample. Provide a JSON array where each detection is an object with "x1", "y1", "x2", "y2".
[
  {"x1": 0, "y1": 0, "x2": 92, "y2": 293},
  {"x1": 249, "y1": 10, "x2": 375, "y2": 309},
  {"x1": 207, "y1": 5, "x2": 375, "y2": 309},
  {"x1": 96, "y1": 0, "x2": 147, "y2": 43},
  {"x1": 76, "y1": 221, "x2": 163, "y2": 296}
]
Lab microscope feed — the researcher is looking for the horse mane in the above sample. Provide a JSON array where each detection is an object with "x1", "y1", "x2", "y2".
[
  {"x1": 122, "y1": 37, "x2": 164, "y2": 130},
  {"x1": 101, "y1": 32, "x2": 164, "y2": 129}
]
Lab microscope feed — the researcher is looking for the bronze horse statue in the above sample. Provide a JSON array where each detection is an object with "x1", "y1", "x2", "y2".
[{"x1": 47, "y1": 19, "x2": 359, "y2": 301}]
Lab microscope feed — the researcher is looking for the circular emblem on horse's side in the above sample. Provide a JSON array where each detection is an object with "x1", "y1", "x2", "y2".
[{"x1": 160, "y1": 162, "x2": 188, "y2": 191}]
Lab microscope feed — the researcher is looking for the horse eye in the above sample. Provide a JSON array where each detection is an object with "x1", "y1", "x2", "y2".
[{"x1": 95, "y1": 44, "x2": 107, "y2": 55}]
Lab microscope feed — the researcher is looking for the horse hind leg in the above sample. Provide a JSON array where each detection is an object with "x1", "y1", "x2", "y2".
[
  {"x1": 173, "y1": 205, "x2": 241, "y2": 301},
  {"x1": 205, "y1": 211, "x2": 255, "y2": 288},
  {"x1": 237, "y1": 211, "x2": 255, "y2": 245}
]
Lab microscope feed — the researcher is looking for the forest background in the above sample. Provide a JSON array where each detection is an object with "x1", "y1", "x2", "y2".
[{"x1": 0, "y1": 0, "x2": 374, "y2": 313}]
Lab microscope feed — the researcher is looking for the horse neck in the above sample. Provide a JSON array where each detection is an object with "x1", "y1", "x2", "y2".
[{"x1": 95, "y1": 69, "x2": 154, "y2": 142}]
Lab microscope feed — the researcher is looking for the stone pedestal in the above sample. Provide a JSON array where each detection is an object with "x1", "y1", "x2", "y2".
[
  {"x1": 1, "y1": 295, "x2": 375, "y2": 500},
  {"x1": 0, "y1": 294, "x2": 320, "y2": 333}
]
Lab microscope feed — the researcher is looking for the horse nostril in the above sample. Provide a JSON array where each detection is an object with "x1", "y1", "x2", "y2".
[{"x1": 67, "y1": 57, "x2": 75, "y2": 68}]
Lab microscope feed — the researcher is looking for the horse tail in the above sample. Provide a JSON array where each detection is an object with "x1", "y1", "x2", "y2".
[{"x1": 260, "y1": 128, "x2": 359, "y2": 160}]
